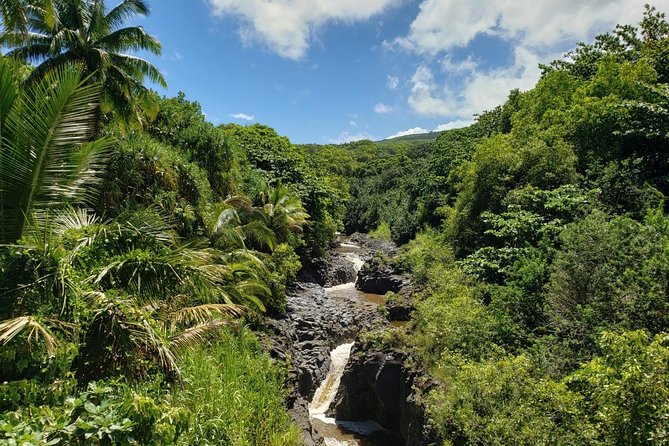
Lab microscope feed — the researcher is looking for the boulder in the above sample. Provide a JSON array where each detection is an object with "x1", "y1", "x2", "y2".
[{"x1": 332, "y1": 344, "x2": 439, "y2": 446}]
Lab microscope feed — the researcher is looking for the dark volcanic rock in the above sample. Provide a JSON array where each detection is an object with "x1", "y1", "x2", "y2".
[
  {"x1": 352, "y1": 238, "x2": 410, "y2": 295},
  {"x1": 262, "y1": 282, "x2": 385, "y2": 445},
  {"x1": 385, "y1": 286, "x2": 420, "y2": 321},
  {"x1": 297, "y1": 252, "x2": 358, "y2": 287},
  {"x1": 356, "y1": 254, "x2": 410, "y2": 295},
  {"x1": 347, "y1": 233, "x2": 398, "y2": 258},
  {"x1": 356, "y1": 268, "x2": 409, "y2": 294},
  {"x1": 332, "y1": 343, "x2": 438, "y2": 446}
]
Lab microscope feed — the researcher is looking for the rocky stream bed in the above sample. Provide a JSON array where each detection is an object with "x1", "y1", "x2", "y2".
[{"x1": 262, "y1": 235, "x2": 435, "y2": 445}]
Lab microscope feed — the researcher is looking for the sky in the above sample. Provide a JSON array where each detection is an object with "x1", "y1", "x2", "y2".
[{"x1": 136, "y1": 0, "x2": 669, "y2": 144}]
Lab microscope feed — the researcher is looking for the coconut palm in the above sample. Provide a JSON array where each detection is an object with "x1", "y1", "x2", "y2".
[
  {"x1": 1, "y1": 0, "x2": 165, "y2": 122},
  {"x1": 0, "y1": 56, "x2": 114, "y2": 245},
  {"x1": 0, "y1": 0, "x2": 56, "y2": 33},
  {"x1": 210, "y1": 187, "x2": 309, "y2": 253},
  {"x1": 259, "y1": 184, "x2": 309, "y2": 243}
]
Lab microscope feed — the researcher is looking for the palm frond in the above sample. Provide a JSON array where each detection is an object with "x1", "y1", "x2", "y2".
[
  {"x1": 0, "y1": 61, "x2": 108, "y2": 243},
  {"x1": 130, "y1": 317, "x2": 178, "y2": 374},
  {"x1": 96, "y1": 26, "x2": 161, "y2": 55},
  {"x1": 169, "y1": 320, "x2": 226, "y2": 356},
  {"x1": 0, "y1": 315, "x2": 59, "y2": 355},
  {"x1": 1, "y1": 0, "x2": 28, "y2": 32},
  {"x1": 105, "y1": 0, "x2": 149, "y2": 30},
  {"x1": 52, "y1": 207, "x2": 99, "y2": 234},
  {"x1": 170, "y1": 303, "x2": 246, "y2": 326},
  {"x1": 109, "y1": 53, "x2": 166, "y2": 87}
]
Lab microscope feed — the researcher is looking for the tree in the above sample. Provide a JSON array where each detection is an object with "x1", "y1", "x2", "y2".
[
  {"x1": 1, "y1": 0, "x2": 165, "y2": 122},
  {"x1": 0, "y1": 56, "x2": 114, "y2": 245}
]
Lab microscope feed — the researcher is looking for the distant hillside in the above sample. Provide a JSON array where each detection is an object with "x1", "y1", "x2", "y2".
[{"x1": 377, "y1": 131, "x2": 441, "y2": 146}]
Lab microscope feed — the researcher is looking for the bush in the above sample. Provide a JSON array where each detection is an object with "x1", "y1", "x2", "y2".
[
  {"x1": 569, "y1": 331, "x2": 669, "y2": 445},
  {"x1": 427, "y1": 355, "x2": 592, "y2": 446},
  {"x1": 171, "y1": 328, "x2": 301, "y2": 446}
]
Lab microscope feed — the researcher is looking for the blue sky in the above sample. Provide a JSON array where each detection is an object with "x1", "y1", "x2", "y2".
[{"x1": 136, "y1": 0, "x2": 668, "y2": 144}]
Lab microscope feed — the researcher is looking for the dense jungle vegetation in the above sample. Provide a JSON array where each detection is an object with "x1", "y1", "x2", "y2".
[
  {"x1": 0, "y1": 0, "x2": 348, "y2": 444},
  {"x1": 316, "y1": 6, "x2": 669, "y2": 445},
  {"x1": 2, "y1": 0, "x2": 669, "y2": 445}
]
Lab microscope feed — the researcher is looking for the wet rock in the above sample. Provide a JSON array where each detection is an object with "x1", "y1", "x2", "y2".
[
  {"x1": 261, "y1": 279, "x2": 385, "y2": 444},
  {"x1": 297, "y1": 252, "x2": 358, "y2": 287},
  {"x1": 356, "y1": 269, "x2": 409, "y2": 294},
  {"x1": 332, "y1": 344, "x2": 439, "y2": 446},
  {"x1": 353, "y1": 243, "x2": 410, "y2": 295}
]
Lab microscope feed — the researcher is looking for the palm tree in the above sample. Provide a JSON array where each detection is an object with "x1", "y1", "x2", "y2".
[
  {"x1": 1, "y1": 0, "x2": 166, "y2": 122},
  {"x1": 210, "y1": 197, "x2": 278, "y2": 253},
  {"x1": 259, "y1": 184, "x2": 309, "y2": 243},
  {"x1": 0, "y1": 56, "x2": 114, "y2": 244}
]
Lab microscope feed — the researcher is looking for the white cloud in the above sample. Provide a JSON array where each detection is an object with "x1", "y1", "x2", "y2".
[
  {"x1": 396, "y1": 0, "x2": 669, "y2": 55},
  {"x1": 408, "y1": 66, "x2": 454, "y2": 117},
  {"x1": 385, "y1": 127, "x2": 428, "y2": 140},
  {"x1": 349, "y1": 120, "x2": 357, "y2": 127},
  {"x1": 434, "y1": 119, "x2": 474, "y2": 132},
  {"x1": 408, "y1": 47, "x2": 542, "y2": 118},
  {"x1": 330, "y1": 131, "x2": 374, "y2": 144},
  {"x1": 230, "y1": 113, "x2": 255, "y2": 121},
  {"x1": 207, "y1": 0, "x2": 398, "y2": 59},
  {"x1": 374, "y1": 102, "x2": 394, "y2": 114},
  {"x1": 441, "y1": 55, "x2": 477, "y2": 73},
  {"x1": 387, "y1": 75, "x2": 399, "y2": 90}
]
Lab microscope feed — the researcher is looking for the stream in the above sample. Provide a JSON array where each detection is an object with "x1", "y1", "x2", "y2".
[{"x1": 306, "y1": 240, "x2": 393, "y2": 446}]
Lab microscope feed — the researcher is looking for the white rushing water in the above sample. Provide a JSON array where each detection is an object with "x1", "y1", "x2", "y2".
[
  {"x1": 308, "y1": 341, "x2": 386, "y2": 446},
  {"x1": 309, "y1": 342, "x2": 354, "y2": 419}
]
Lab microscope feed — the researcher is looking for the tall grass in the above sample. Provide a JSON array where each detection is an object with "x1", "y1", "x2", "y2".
[{"x1": 172, "y1": 327, "x2": 301, "y2": 446}]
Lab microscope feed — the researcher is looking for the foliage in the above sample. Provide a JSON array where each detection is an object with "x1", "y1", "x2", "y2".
[
  {"x1": 0, "y1": 381, "x2": 188, "y2": 445},
  {"x1": 369, "y1": 221, "x2": 392, "y2": 241},
  {"x1": 148, "y1": 93, "x2": 235, "y2": 198},
  {"x1": 341, "y1": 9, "x2": 669, "y2": 445},
  {"x1": 170, "y1": 328, "x2": 301, "y2": 446},
  {"x1": 0, "y1": 57, "x2": 114, "y2": 244},
  {"x1": 569, "y1": 331, "x2": 669, "y2": 445},
  {"x1": 427, "y1": 355, "x2": 591, "y2": 446},
  {"x1": 2, "y1": 0, "x2": 165, "y2": 123},
  {"x1": 0, "y1": 7, "x2": 307, "y2": 446},
  {"x1": 97, "y1": 131, "x2": 212, "y2": 237}
]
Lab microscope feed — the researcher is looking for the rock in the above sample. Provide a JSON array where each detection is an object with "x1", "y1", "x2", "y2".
[
  {"x1": 353, "y1": 243, "x2": 410, "y2": 295},
  {"x1": 297, "y1": 252, "x2": 358, "y2": 287},
  {"x1": 356, "y1": 269, "x2": 409, "y2": 294},
  {"x1": 332, "y1": 343, "x2": 439, "y2": 446},
  {"x1": 347, "y1": 233, "x2": 398, "y2": 257},
  {"x1": 260, "y1": 280, "x2": 385, "y2": 430},
  {"x1": 384, "y1": 286, "x2": 420, "y2": 321}
]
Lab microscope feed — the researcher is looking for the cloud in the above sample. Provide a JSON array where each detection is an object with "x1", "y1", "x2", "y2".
[
  {"x1": 387, "y1": 75, "x2": 399, "y2": 90},
  {"x1": 408, "y1": 66, "x2": 454, "y2": 117},
  {"x1": 396, "y1": 0, "x2": 667, "y2": 54},
  {"x1": 207, "y1": 0, "x2": 398, "y2": 59},
  {"x1": 408, "y1": 47, "x2": 542, "y2": 118},
  {"x1": 374, "y1": 102, "x2": 394, "y2": 114},
  {"x1": 349, "y1": 120, "x2": 357, "y2": 127},
  {"x1": 330, "y1": 131, "x2": 374, "y2": 144},
  {"x1": 434, "y1": 119, "x2": 474, "y2": 132},
  {"x1": 230, "y1": 113, "x2": 255, "y2": 121},
  {"x1": 441, "y1": 55, "x2": 477, "y2": 73},
  {"x1": 385, "y1": 127, "x2": 429, "y2": 140}
]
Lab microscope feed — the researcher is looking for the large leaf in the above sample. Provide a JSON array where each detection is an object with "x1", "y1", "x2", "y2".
[{"x1": 0, "y1": 61, "x2": 113, "y2": 243}]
